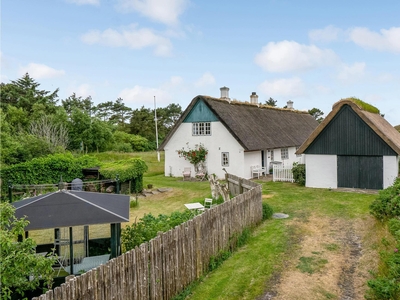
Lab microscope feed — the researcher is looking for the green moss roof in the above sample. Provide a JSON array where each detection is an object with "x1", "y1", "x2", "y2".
[{"x1": 342, "y1": 97, "x2": 380, "y2": 114}]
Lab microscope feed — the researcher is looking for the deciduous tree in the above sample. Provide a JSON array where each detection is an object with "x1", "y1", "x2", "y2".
[{"x1": 0, "y1": 202, "x2": 55, "y2": 299}]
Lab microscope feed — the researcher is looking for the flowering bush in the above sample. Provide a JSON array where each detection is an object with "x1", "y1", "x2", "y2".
[{"x1": 177, "y1": 143, "x2": 208, "y2": 166}]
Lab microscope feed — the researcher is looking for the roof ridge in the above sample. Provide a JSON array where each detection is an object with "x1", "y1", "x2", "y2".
[
  {"x1": 333, "y1": 97, "x2": 380, "y2": 114},
  {"x1": 200, "y1": 95, "x2": 310, "y2": 114}
]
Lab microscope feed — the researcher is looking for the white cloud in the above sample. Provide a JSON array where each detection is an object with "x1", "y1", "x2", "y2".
[
  {"x1": 168, "y1": 76, "x2": 184, "y2": 86},
  {"x1": 65, "y1": 0, "x2": 99, "y2": 5},
  {"x1": 348, "y1": 27, "x2": 400, "y2": 53},
  {"x1": 194, "y1": 72, "x2": 215, "y2": 87},
  {"x1": 117, "y1": 0, "x2": 188, "y2": 26},
  {"x1": 254, "y1": 40, "x2": 339, "y2": 73},
  {"x1": 337, "y1": 62, "x2": 366, "y2": 82},
  {"x1": 313, "y1": 85, "x2": 333, "y2": 94},
  {"x1": 81, "y1": 24, "x2": 172, "y2": 56},
  {"x1": 19, "y1": 63, "x2": 65, "y2": 79},
  {"x1": 258, "y1": 77, "x2": 306, "y2": 98},
  {"x1": 119, "y1": 85, "x2": 171, "y2": 107},
  {"x1": 76, "y1": 84, "x2": 95, "y2": 98},
  {"x1": 376, "y1": 73, "x2": 395, "y2": 83},
  {"x1": 309, "y1": 25, "x2": 342, "y2": 43}
]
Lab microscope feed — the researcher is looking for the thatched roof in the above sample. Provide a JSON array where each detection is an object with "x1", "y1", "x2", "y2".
[
  {"x1": 160, "y1": 95, "x2": 319, "y2": 151},
  {"x1": 296, "y1": 99, "x2": 400, "y2": 155}
]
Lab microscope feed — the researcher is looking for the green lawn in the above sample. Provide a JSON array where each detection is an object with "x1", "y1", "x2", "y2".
[
  {"x1": 28, "y1": 151, "x2": 381, "y2": 298},
  {"x1": 184, "y1": 181, "x2": 377, "y2": 300}
]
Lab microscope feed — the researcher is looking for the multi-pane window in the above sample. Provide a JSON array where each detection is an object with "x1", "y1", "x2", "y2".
[
  {"x1": 192, "y1": 122, "x2": 211, "y2": 136},
  {"x1": 270, "y1": 150, "x2": 274, "y2": 161},
  {"x1": 221, "y1": 152, "x2": 229, "y2": 166},
  {"x1": 281, "y1": 148, "x2": 289, "y2": 160}
]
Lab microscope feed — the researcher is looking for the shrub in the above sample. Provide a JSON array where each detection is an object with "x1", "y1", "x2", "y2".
[
  {"x1": 121, "y1": 211, "x2": 193, "y2": 251},
  {"x1": 366, "y1": 178, "x2": 400, "y2": 299},
  {"x1": 292, "y1": 162, "x2": 306, "y2": 186},
  {"x1": 113, "y1": 142, "x2": 132, "y2": 153},
  {"x1": 100, "y1": 158, "x2": 148, "y2": 193},
  {"x1": 262, "y1": 202, "x2": 274, "y2": 220},
  {"x1": 0, "y1": 153, "x2": 100, "y2": 198},
  {"x1": 366, "y1": 275, "x2": 400, "y2": 300},
  {"x1": 388, "y1": 218, "x2": 400, "y2": 241},
  {"x1": 370, "y1": 178, "x2": 400, "y2": 221}
]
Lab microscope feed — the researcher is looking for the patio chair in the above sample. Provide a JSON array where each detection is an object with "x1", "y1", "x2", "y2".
[
  {"x1": 182, "y1": 167, "x2": 191, "y2": 181},
  {"x1": 204, "y1": 198, "x2": 213, "y2": 209}
]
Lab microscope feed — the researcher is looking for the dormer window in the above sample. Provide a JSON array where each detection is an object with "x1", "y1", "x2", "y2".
[{"x1": 192, "y1": 122, "x2": 211, "y2": 136}]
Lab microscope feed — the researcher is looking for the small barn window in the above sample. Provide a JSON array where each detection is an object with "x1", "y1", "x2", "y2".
[
  {"x1": 221, "y1": 152, "x2": 229, "y2": 166},
  {"x1": 192, "y1": 122, "x2": 211, "y2": 136},
  {"x1": 281, "y1": 148, "x2": 289, "y2": 160}
]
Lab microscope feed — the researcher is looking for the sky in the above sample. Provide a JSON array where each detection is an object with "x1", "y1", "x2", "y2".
[{"x1": 2, "y1": 0, "x2": 400, "y2": 125}]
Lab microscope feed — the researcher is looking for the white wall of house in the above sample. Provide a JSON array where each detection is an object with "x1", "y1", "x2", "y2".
[
  {"x1": 265, "y1": 147, "x2": 304, "y2": 174},
  {"x1": 163, "y1": 121, "x2": 245, "y2": 179},
  {"x1": 244, "y1": 151, "x2": 262, "y2": 179},
  {"x1": 305, "y1": 154, "x2": 337, "y2": 189},
  {"x1": 383, "y1": 156, "x2": 399, "y2": 188}
]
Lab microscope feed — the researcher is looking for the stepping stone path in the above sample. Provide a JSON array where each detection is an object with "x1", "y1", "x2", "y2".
[
  {"x1": 272, "y1": 213, "x2": 289, "y2": 219},
  {"x1": 140, "y1": 188, "x2": 172, "y2": 197}
]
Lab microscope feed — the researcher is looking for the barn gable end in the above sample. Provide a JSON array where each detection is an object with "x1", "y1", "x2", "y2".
[{"x1": 305, "y1": 104, "x2": 396, "y2": 156}]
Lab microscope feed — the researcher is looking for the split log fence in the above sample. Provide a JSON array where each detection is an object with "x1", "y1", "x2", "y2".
[{"x1": 33, "y1": 174, "x2": 262, "y2": 300}]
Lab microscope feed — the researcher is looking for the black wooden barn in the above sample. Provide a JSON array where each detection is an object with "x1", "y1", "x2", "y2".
[{"x1": 297, "y1": 99, "x2": 400, "y2": 190}]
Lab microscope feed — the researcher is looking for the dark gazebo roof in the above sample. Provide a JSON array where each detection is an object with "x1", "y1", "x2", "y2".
[{"x1": 12, "y1": 190, "x2": 130, "y2": 231}]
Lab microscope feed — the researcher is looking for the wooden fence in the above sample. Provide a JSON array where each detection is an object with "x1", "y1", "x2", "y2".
[
  {"x1": 273, "y1": 165, "x2": 294, "y2": 183},
  {"x1": 33, "y1": 174, "x2": 262, "y2": 300}
]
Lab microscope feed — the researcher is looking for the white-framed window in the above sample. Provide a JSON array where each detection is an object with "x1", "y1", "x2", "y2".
[
  {"x1": 192, "y1": 122, "x2": 211, "y2": 136},
  {"x1": 221, "y1": 152, "x2": 229, "y2": 166},
  {"x1": 281, "y1": 148, "x2": 289, "y2": 160},
  {"x1": 270, "y1": 150, "x2": 274, "y2": 161}
]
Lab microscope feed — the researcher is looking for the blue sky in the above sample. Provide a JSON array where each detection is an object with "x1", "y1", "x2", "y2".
[{"x1": 2, "y1": 0, "x2": 400, "y2": 125}]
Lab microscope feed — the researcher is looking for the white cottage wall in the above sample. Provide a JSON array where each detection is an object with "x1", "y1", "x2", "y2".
[
  {"x1": 305, "y1": 154, "x2": 337, "y2": 189},
  {"x1": 244, "y1": 151, "x2": 262, "y2": 179},
  {"x1": 266, "y1": 147, "x2": 304, "y2": 172},
  {"x1": 163, "y1": 122, "x2": 244, "y2": 179},
  {"x1": 383, "y1": 156, "x2": 399, "y2": 188}
]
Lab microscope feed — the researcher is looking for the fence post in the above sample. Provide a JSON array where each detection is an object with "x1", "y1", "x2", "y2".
[
  {"x1": 8, "y1": 180, "x2": 12, "y2": 203},
  {"x1": 239, "y1": 178, "x2": 243, "y2": 194},
  {"x1": 116, "y1": 174, "x2": 120, "y2": 194}
]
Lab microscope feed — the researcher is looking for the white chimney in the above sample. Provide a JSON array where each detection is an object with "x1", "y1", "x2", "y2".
[
  {"x1": 287, "y1": 100, "x2": 294, "y2": 110},
  {"x1": 220, "y1": 86, "x2": 230, "y2": 101},
  {"x1": 250, "y1": 92, "x2": 258, "y2": 104}
]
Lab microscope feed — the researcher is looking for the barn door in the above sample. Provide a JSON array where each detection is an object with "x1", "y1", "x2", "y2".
[{"x1": 337, "y1": 156, "x2": 383, "y2": 189}]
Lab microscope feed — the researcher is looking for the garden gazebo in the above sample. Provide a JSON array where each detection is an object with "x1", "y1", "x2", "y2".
[{"x1": 12, "y1": 189, "x2": 130, "y2": 274}]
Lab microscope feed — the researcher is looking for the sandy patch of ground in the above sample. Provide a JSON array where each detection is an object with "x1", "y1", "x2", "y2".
[{"x1": 260, "y1": 214, "x2": 377, "y2": 300}]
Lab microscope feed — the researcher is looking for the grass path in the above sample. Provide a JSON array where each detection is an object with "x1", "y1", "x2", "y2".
[{"x1": 184, "y1": 181, "x2": 383, "y2": 300}]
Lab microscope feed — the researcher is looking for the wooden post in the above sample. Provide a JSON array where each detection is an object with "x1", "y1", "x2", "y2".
[
  {"x1": 84, "y1": 225, "x2": 89, "y2": 257},
  {"x1": 116, "y1": 175, "x2": 120, "y2": 194},
  {"x1": 8, "y1": 180, "x2": 12, "y2": 203},
  {"x1": 69, "y1": 227, "x2": 74, "y2": 275},
  {"x1": 54, "y1": 228, "x2": 60, "y2": 256},
  {"x1": 111, "y1": 223, "x2": 117, "y2": 258}
]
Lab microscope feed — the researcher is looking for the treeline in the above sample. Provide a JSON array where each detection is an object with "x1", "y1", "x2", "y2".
[{"x1": 0, "y1": 73, "x2": 182, "y2": 166}]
